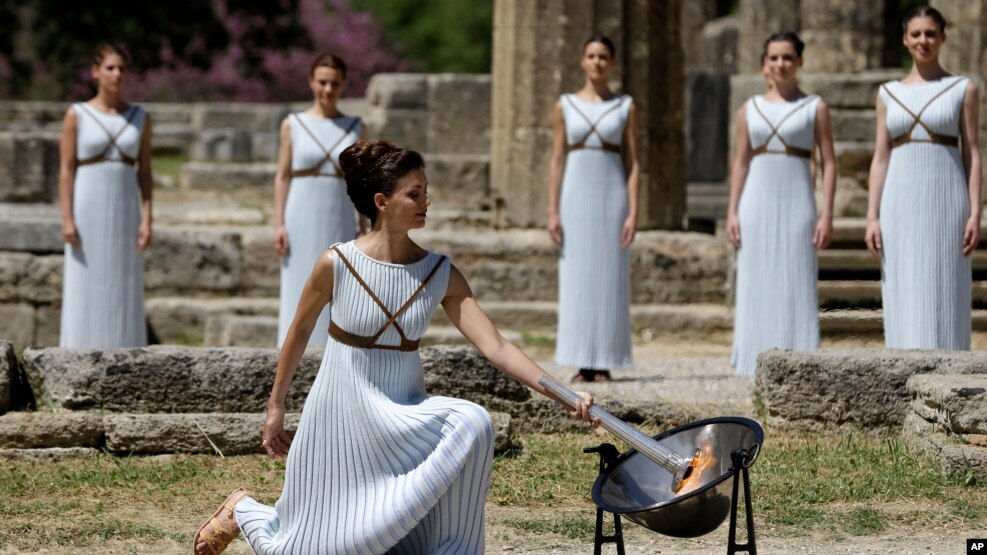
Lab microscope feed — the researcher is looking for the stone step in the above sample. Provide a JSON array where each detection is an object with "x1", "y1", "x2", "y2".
[
  {"x1": 180, "y1": 161, "x2": 276, "y2": 189},
  {"x1": 907, "y1": 374, "x2": 987, "y2": 436},
  {"x1": 819, "y1": 280, "x2": 987, "y2": 304},
  {"x1": 902, "y1": 411, "x2": 987, "y2": 481},
  {"x1": 0, "y1": 410, "x2": 515, "y2": 456},
  {"x1": 820, "y1": 249, "x2": 987, "y2": 272}
]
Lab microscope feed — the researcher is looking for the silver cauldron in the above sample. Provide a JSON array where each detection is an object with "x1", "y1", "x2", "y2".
[{"x1": 592, "y1": 416, "x2": 764, "y2": 538}]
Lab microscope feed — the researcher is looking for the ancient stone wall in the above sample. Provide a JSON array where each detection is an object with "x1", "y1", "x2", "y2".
[{"x1": 490, "y1": 0, "x2": 686, "y2": 230}]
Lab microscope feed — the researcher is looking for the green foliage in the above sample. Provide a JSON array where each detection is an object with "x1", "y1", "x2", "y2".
[{"x1": 353, "y1": 0, "x2": 492, "y2": 73}]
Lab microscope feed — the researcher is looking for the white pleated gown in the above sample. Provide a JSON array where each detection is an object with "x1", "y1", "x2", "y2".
[
  {"x1": 555, "y1": 94, "x2": 633, "y2": 370},
  {"x1": 237, "y1": 241, "x2": 494, "y2": 554},
  {"x1": 732, "y1": 95, "x2": 821, "y2": 377},
  {"x1": 60, "y1": 103, "x2": 147, "y2": 348},
  {"x1": 879, "y1": 77, "x2": 972, "y2": 349},
  {"x1": 278, "y1": 114, "x2": 361, "y2": 347}
]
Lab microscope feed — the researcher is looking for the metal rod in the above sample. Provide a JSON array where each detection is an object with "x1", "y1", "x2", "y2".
[{"x1": 539, "y1": 376, "x2": 699, "y2": 490}]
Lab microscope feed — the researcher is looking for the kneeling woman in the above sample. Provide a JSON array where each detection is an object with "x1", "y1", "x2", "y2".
[{"x1": 194, "y1": 140, "x2": 598, "y2": 555}]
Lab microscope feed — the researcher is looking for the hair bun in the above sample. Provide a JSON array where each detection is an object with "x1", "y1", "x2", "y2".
[{"x1": 339, "y1": 139, "x2": 399, "y2": 178}]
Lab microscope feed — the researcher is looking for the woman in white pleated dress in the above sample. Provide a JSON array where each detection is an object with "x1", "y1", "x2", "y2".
[
  {"x1": 59, "y1": 44, "x2": 153, "y2": 348},
  {"x1": 726, "y1": 32, "x2": 837, "y2": 377},
  {"x1": 547, "y1": 35, "x2": 640, "y2": 383},
  {"x1": 194, "y1": 140, "x2": 599, "y2": 555},
  {"x1": 275, "y1": 52, "x2": 366, "y2": 347},
  {"x1": 865, "y1": 6, "x2": 981, "y2": 349}
]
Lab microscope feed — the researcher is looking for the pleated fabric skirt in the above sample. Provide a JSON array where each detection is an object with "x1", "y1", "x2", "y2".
[
  {"x1": 235, "y1": 342, "x2": 494, "y2": 554},
  {"x1": 60, "y1": 163, "x2": 146, "y2": 347},
  {"x1": 278, "y1": 176, "x2": 356, "y2": 347},
  {"x1": 555, "y1": 149, "x2": 633, "y2": 370},
  {"x1": 880, "y1": 144, "x2": 971, "y2": 349},
  {"x1": 732, "y1": 154, "x2": 819, "y2": 377}
]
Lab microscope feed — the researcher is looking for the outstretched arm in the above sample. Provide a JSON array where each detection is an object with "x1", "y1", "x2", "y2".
[
  {"x1": 264, "y1": 251, "x2": 335, "y2": 457},
  {"x1": 441, "y1": 264, "x2": 598, "y2": 425}
]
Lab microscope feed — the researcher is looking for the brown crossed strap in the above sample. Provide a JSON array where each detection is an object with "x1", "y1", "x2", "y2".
[
  {"x1": 75, "y1": 103, "x2": 140, "y2": 166},
  {"x1": 749, "y1": 96, "x2": 815, "y2": 159},
  {"x1": 290, "y1": 114, "x2": 361, "y2": 178},
  {"x1": 329, "y1": 245, "x2": 447, "y2": 351},
  {"x1": 563, "y1": 94, "x2": 626, "y2": 153},
  {"x1": 883, "y1": 78, "x2": 965, "y2": 149}
]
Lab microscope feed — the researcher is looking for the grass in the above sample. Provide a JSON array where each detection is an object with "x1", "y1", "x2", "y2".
[
  {"x1": 152, "y1": 154, "x2": 187, "y2": 184},
  {"x1": 0, "y1": 430, "x2": 984, "y2": 551}
]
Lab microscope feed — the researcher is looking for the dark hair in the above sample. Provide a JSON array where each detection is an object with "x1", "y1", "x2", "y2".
[
  {"x1": 762, "y1": 31, "x2": 804, "y2": 59},
  {"x1": 902, "y1": 5, "x2": 947, "y2": 33},
  {"x1": 339, "y1": 140, "x2": 425, "y2": 225},
  {"x1": 582, "y1": 35, "x2": 616, "y2": 57},
  {"x1": 309, "y1": 51, "x2": 347, "y2": 79},
  {"x1": 92, "y1": 43, "x2": 130, "y2": 67}
]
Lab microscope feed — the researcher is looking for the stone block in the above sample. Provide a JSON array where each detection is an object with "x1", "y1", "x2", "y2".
[
  {"x1": 150, "y1": 123, "x2": 194, "y2": 156},
  {"x1": 190, "y1": 130, "x2": 254, "y2": 162},
  {"x1": 144, "y1": 228, "x2": 242, "y2": 294},
  {"x1": 203, "y1": 314, "x2": 277, "y2": 348},
  {"x1": 421, "y1": 345, "x2": 530, "y2": 413},
  {"x1": 0, "y1": 202, "x2": 63, "y2": 252},
  {"x1": 0, "y1": 131, "x2": 60, "y2": 202},
  {"x1": 830, "y1": 109, "x2": 875, "y2": 143},
  {"x1": 364, "y1": 110, "x2": 428, "y2": 152},
  {"x1": 146, "y1": 297, "x2": 279, "y2": 346},
  {"x1": 21, "y1": 345, "x2": 532, "y2": 414},
  {"x1": 0, "y1": 411, "x2": 103, "y2": 448},
  {"x1": 191, "y1": 104, "x2": 286, "y2": 133},
  {"x1": 738, "y1": 0, "x2": 800, "y2": 72},
  {"x1": 701, "y1": 16, "x2": 740, "y2": 74},
  {"x1": 426, "y1": 74, "x2": 491, "y2": 155},
  {"x1": 902, "y1": 411, "x2": 987, "y2": 481},
  {"x1": 756, "y1": 349, "x2": 987, "y2": 433},
  {"x1": 424, "y1": 154, "x2": 491, "y2": 211},
  {"x1": 834, "y1": 141, "x2": 874, "y2": 182},
  {"x1": 0, "y1": 252, "x2": 62, "y2": 303},
  {"x1": 0, "y1": 447, "x2": 99, "y2": 460},
  {"x1": 490, "y1": 411, "x2": 515, "y2": 454},
  {"x1": 908, "y1": 374, "x2": 987, "y2": 435},
  {"x1": 34, "y1": 304, "x2": 60, "y2": 347},
  {"x1": 512, "y1": 394, "x2": 705, "y2": 434},
  {"x1": 366, "y1": 73, "x2": 429, "y2": 110},
  {"x1": 0, "y1": 304, "x2": 34, "y2": 351},
  {"x1": 180, "y1": 161, "x2": 276, "y2": 189},
  {"x1": 830, "y1": 177, "x2": 869, "y2": 218},
  {"x1": 241, "y1": 226, "x2": 279, "y2": 296},
  {"x1": 686, "y1": 71, "x2": 730, "y2": 182},
  {"x1": 103, "y1": 413, "x2": 299, "y2": 455}
]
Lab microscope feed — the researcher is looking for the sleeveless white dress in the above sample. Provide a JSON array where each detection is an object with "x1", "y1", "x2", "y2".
[
  {"x1": 732, "y1": 95, "x2": 821, "y2": 377},
  {"x1": 60, "y1": 103, "x2": 147, "y2": 348},
  {"x1": 278, "y1": 114, "x2": 362, "y2": 347},
  {"x1": 555, "y1": 94, "x2": 633, "y2": 370},
  {"x1": 879, "y1": 77, "x2": 972, "y2": 349},
  {"x1": 237, "y1": 241, "x2": 494, "y2": 554}
]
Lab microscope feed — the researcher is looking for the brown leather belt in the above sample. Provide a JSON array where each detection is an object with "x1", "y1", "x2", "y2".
[
  {"x1": 750, "y1": 144, "x2": 812, "y2": 159},
  {"x1": 328, "y1": 320, "x2": 420, "y2": 352},
  {"x1": 567, "y1": 142, "x2": 622, "y2": 154},
  {"x1": 891, "y1": 133, "x2": 959, "y2": 149},
  {"x1": 76, "y1": 154, "x2": 136, "y2": 167}
]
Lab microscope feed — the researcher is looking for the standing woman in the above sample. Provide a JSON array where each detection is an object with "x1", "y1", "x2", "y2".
[
  {"x1": 865, "y1": 6, "x2": 980, "y2": 349},
  {"x1": 726, "y1": 32, "x2": 837, "y2": 377},
  {"x1": 275, "y1": 52, "x2": 366, "y2": 347},
  {"x1": 59, "y1": 44, "x2": 152, "y2": 348},
  {"x1": 547, "y1": 35, "x2": 639, "y2": 383}
]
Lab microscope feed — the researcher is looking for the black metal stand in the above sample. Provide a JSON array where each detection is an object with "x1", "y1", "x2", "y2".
[
  {"x1": 584, "y1": 443, "x2": 625, "y2": 555},
  {"x1": 727, "y1": 448, "x2": 757, "y2": 555}
]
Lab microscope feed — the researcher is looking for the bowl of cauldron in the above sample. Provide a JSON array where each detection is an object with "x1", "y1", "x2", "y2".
[{"x1": 591, "y1": 416, "x2": 764, "y2": 538}]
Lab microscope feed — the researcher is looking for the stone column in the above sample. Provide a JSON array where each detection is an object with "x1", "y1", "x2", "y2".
[
  {"x1": 800, "y1": 0, "x2": 884, "y2": 72},
  {"x1": 934, "y1": 0, "x2": 987, "y2": 77},
  {"x1": 490, "y1": 0, "x2": 685, "y2": 230},
  {"x1": 738, "y1": 0, "x2": 800, "y2": 73}
]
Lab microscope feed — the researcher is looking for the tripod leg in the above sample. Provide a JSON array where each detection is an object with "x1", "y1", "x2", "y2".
[{"x1": 614, "y1": 513, "x2": 625, "y2": 555}]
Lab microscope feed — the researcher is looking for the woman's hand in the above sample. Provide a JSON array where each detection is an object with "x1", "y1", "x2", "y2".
[
  {"x1": 813, "y1": 216, "x2": 833, "y2": 250},
  {"x1": 569, "y1": 391, "x2": 601, "y2": 429},
  {"x1": 262, "y1": 404, "x2": 292, "y2": 458},
  {"x1": 726, "y1": 212, "x2": 741, "y2": 248},
  {"x1": 864, "y1": 219, "x2": 882, "y2": 259},
  {"x1": 137, "y1": 218, "x2": 152, "y2": 251},
  {"x1": 273, "y1": 225, "x2": 290, "y2": 257},
  {"x1": 62, "y1": 219, "x2": 80, "y2": 247},
  {"x1": 547, "y1": 213, "x2": 563, "y2": 246},
  {"x1": 963, "y1": 216, "x2": 981, "y2": 256},
  {"x1": 620, "y1": 214, "x2": 637, "y2": 248}
]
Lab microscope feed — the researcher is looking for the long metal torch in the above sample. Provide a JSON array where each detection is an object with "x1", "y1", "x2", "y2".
[{"x1": 539, "y1": 375, "x2": 703, "y2": 493}]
